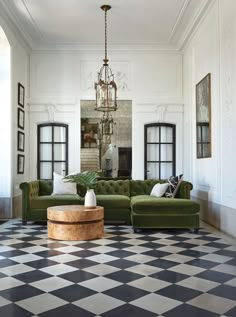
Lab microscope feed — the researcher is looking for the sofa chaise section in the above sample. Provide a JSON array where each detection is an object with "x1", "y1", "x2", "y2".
[{"x1": 130, "y1": 180, "x2": 200, "y2": 232}]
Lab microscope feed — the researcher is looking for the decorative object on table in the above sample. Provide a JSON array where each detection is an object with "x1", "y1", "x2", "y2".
[
  {"x1": 18, "y1": 82, "x2": 25, "y2": 108},
  {"x1": 64, "y1": 171, "x2": 98, "y2": 208},
  {"x1": 17, "y1": 131, "x2": 25, "y2": 152},
  {"x1": 94, "y1": 5, "x2": 117, "y2": 112},
  {"x1": 165, "y1": 174, "x2": 183, "y2": 198},
  {"x1": 17, "y1": 108, "x2": 25, "y2": 130},
  {"x1": 196, "y1": 73, "x2": 211, "y2": 158},
  {"x1": 17, "y1": 154, "x2": 24, "y2": 174}
]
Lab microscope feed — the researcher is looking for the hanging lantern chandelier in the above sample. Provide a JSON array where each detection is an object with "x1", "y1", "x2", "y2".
[
  {"x1": 95, "y1": 5, "x2": 117, "y2": 112},
  {"x1": 101, "y1": 112, "x2": 113, "y2": 136}
]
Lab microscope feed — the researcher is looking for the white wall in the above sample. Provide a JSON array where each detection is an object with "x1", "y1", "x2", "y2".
[
  {"x1": 183, "y1": 0, "x2": 236, "y2": 237},
  {"x1": 29, "y1": 50, "x2": 183, "y2": 180},
  {"x1": 0, "y1": 13, "x2": 30, "y2": 217}
]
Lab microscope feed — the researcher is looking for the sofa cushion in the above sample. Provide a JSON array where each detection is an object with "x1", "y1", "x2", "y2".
[
  {"x1": 30, "y1": 195, "x2": 83, "y2": 209},
  {"x1": 150, "y1": 183, "x2": 169, "y2": 197},
  {"x1": 39, "y1": 180, "x2": 53, "y2": 196},
  {"x1": 95, "y1": 180, "x2": 130, "y2": 196},
  {"x1": 131, "y1": 195, "x2": 199, "y2": 214},
  {"x1": 96, "y1": 195, "x2": 130, "y2": 209},
  {"x1": 130, "y1": 180, "x2": 167, "y2": 196}
]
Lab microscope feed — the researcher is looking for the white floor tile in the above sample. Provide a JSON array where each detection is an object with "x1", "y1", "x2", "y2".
[
  {"x1": 16, "y1": 293, "x2": 67, "y2": 314},
  {"x1": 131, "y1": 293, "x2": 181, "y2": 314},
  {"x1": 188, "y1": 293, "x2": 235, "y2": 315},
  {"x1": 73, "y1": 293, "x2": 124, "y2": 314},
  {"x1": 80, "y1": 276, "x2": 122, "y2": 292}
]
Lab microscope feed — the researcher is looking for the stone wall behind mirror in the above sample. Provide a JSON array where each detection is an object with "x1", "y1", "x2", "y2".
[{"x1": 80, "y1": 100, "x2": 132, "y2": 177}]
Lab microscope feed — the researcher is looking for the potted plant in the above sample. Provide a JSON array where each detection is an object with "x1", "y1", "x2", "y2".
[{"x1": 64, "y1": 171, "x2": 98, "y2": 208}]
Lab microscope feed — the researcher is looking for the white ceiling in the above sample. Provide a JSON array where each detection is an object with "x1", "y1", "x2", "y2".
[{"x1": 0, "y1": 0, "x2": 211, "y2": 50}]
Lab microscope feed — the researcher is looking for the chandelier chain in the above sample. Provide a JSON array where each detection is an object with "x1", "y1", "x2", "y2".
[{"x1": 105, "y1": 9, "x2": 107, "y2": 61}]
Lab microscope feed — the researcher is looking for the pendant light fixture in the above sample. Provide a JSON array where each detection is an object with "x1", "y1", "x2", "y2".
[
  {"x1": 101, "y1": 111, "x2": 113, "y2": 136},
  {"x1": 95, "y1": 5, "x2": 117, "y2": 112}
]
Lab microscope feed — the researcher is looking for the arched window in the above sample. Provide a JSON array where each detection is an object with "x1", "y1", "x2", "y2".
[
  {"x1": 144, "y1": 123, "x2": 176, "y2": 179},
  {"x1": 37, "y1": 123, "x2": 68, "y2": 180}
]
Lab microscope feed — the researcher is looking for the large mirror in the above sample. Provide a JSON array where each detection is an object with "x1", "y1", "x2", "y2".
[{"x1": 80, "y1": 100, "x2": 132, "y2": 177}]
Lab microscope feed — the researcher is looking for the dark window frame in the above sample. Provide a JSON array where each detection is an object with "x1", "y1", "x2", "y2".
[
  {"x1": 37, "y1": 123, "x2": 69, "y2": 180},
  {"x1": 144, "y1": 123, "x2": 176, "y2": 179}
]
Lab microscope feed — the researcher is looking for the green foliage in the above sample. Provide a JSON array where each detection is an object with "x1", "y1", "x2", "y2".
[{"x1": 64, "y1": 171, "x2": 98, "y2": 189}]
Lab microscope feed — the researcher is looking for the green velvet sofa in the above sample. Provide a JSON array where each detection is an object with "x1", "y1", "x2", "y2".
[{"x1": 20, "y1": 179, "x2": 200, "y2": 232}]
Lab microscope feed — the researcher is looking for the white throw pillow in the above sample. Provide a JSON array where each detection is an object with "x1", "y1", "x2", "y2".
[
  {"x1": 150, "y1": 183, "x2": 169, "y2": 197},
  {"x1": 52, "y1": 172, "x2": 77, "y2": 195}
]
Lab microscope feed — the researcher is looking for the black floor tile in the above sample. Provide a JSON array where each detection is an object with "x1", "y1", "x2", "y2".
[
  {"x1": 26, "y1": 259, "x2": 58, "y2": 269},
  {"x1": 147, "y1": 258, "x2": 178, "y2": 269},
  {"x1": 39, "y1": 304, "x2": 94, "y2": 317},
  {"x1": 107, "y1": 259, "x2": 137, "y2": 269},
  {"x1": 65, "y1": 259, "x2": 98, "y2": 269},
  {"x1": 150, "y1": 270, "x2": 189, "y2": 283},
  {"x1": 60, "y1": 270, "x2": 98, "y2": 283},
  {"x1": 0, "y1": 303, "x2": 32, "y2": 317},
  {"x1": 187, "y1": 258, "x2": 218, "y2": 269},
  {"x1": 209, "y1": 284, "x2": 236, "y2": 300},
  {"x1": 51, "y1": 284, "x2": 96, "y2": 301},
  {"x1": 156, "y1": 284, "x2": 202, "y2": 302},
  {"x1": 106, "y1": 270, "x2": 143, "y2": 283},
  {"x1": 0, "y1": 284, "x2": 43, "y2": 301},
  {"x1": 14, "y1": 270, "x2": 52, "y2": 283},
  {"x1": 104, "y1": 284, "x2": 149, "y2": 301},
  {"x1": 164, "y1": 303, "x2": 219, "y2": 317},
  {"x1": 102, "y1": 303, "x2": 156, "y2": 317},
  {"x1": 196, "y1": 270, "x2": 234, "y2": 283}
]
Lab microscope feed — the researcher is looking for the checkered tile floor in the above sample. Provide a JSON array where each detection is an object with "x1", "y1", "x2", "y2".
[{"x1": 0, "y1": 221, "x2": 236, "y2": 317}]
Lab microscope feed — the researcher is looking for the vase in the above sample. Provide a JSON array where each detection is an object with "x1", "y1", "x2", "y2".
[{"x1": 84, "y1": 189, "x2": 97, "y2": 208}]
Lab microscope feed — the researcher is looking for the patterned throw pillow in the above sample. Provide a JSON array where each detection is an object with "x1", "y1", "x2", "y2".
[{"x1": 165, "y1": 174, "x2": 183, "y2": 198}]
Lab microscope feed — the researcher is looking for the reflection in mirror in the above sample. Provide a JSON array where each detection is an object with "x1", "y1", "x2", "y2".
[{"x1": 80, "y1": 100, "x2": 132, "y2": 177}]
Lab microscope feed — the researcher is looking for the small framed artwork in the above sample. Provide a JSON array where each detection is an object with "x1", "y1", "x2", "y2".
[
  {"x1": 17, "y1": 108, "x2": 25, "y2": 130},
  {"x1": 17, "y1": 154, "x2": 25, "y2": 174},
  {"x1": 18, "y1": 83, "x2": 25, "y2": 108},
  {"x1": 196, "y1": 73, "x2": 211, "y2": 159},
  {"x1": 17, "y1": 131, "x2": 25, "y2": 152}
]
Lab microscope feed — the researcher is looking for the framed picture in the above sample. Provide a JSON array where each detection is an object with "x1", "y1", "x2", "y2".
[
  {"x1": 18, "y1": 83, "x2": 25, "y2": 108},
  {"x1": 17, "y1": 131, "x2": 25, "y2": 152},
  {"x1": 196, "y1": 73, "x2": 211, "y2": 159},
  {"x1": 17, "y1": 154, "x2": 25, "y2": 174},
  {"x1": 17, "y1": 108, "x2": 25, "y2": 130}
]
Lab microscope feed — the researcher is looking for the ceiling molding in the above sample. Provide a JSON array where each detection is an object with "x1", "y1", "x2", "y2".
[
  {"x1": 168, "y1": 0, "x2": 190, "y2": 43},
  {"x1": 0, "y1": 0, "x2": 32, "y2": 52},
  {"x1": 177, "y1": 0, "x2": 214, "y2": 50},
  {"x1": 31, "y1": 43, "x2": 179, "y2": 52}
]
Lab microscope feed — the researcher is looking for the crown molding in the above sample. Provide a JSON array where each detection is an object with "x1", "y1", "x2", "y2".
[
  {"x1": 168, "y1": 0, "x2": 190, "y2": 43},
  {"x1": 0, "y1": 0, "x2": 32, "y2": 52},
  {"x1": 31, "y1": 43, "x2": 180, "y2": 52},
  {"x1": 177, "y1": 0, "x2": 214, "y2": 51}
]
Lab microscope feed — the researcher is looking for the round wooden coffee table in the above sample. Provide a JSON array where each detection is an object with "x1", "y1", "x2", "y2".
[{"x1": 47, "y1": 205, "x2": 104, "y2": 240}]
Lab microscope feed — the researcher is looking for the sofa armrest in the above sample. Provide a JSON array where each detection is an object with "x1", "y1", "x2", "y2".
[
  {"x1": 177, "y1": 181, "x2": 193, "y2": 199},
  {"x1": 20, "y1": 181, "x2": 40, "y2": 221}
]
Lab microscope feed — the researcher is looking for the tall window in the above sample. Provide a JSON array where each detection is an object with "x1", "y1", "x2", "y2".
[
  {"x1": 37, "y1": 123, "x2": 68, "y2": 180},
  {"x1": 144, "y1": 123, "x2": 176, "y2": 179}
]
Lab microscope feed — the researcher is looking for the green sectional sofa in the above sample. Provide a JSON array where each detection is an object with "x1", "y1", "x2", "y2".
[{"x1": 20, "y1": 179, "x2": 200, "y2": 232}]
